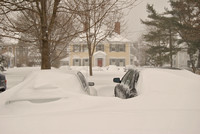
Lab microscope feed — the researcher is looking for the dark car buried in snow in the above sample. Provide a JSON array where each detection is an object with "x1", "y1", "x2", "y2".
[
  {"x1": 113, "y1": 69, "x2": 139, "y2": 99},
  {"x1": 0, "y1": 73, "x2": 6, "y2": 92}
]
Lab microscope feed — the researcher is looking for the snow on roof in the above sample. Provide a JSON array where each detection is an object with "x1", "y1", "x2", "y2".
[
  {"x1": 2, "y1": 33, "x2": 20, "y2": 45},
  {"x1": 2, "y1": 52, "x2": 14, "y2": 58},
  {"x1": 72, "y1": 29, "x2": 105, "y2": 44},
  {"x1": 179, "y1": 42, "x2": 188, "y2": 49},
  {"x1": 60, "y1": 57, "x2": 69, "y2": 62},
  {"x1": 107, "y1": 33, "x2": 131, "y2": 43},
  {"x1": 72, "y1": 31, "x2": 131, "y2": 44}
]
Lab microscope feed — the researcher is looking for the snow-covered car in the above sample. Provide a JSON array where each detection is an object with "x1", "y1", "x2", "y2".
[
  {"x1": 113, "y1": 68, "x2": 199, "y2": 99},
  {"x1": 1, "y1": 70, "x2": 96, "y2": 104},
  {"x1": 0, "y1": 73, "x2": 6, "y2": 92}
]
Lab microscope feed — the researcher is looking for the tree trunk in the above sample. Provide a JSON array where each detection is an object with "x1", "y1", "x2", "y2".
[
  {"x1": 197, "y1": 48, "x2": 200, "y2": 68},
  {"x1": 41, "y1": 37, "x2": 51, "y2": 69},
  {"x1": 189, "y1": 54, "x2": 196, "y2": 73},
  {"x1": 40, "y1": 0, "x2": 51, "y2": 69},
  {"x1": 89, "y1": 55, "x2": 93, "y2": 76},
  {"x1": 158, "y1": 39, "x2": 162, "y2": 67},
  {"x1": 169, "y1": 28, "x2": 173, "y2": 68}
]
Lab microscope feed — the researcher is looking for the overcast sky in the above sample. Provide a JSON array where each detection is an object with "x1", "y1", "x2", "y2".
[{"x1": 124, "y1": 0, "x2": 170, "y2": 41}]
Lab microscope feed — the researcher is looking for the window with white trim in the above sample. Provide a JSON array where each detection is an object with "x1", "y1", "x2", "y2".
[
  {"x1": 82, "y1": 45, "x2": 88, "y2": 52},
  {"x1": 96, "y1": 44, "x2": 104, "y2": 51},
  {"x1": 110, "y1": 44, "x2": 125, "y2": 52},
  {"x1": 73, "y1": 45, "x2": 81, "y2": 52},
  {"x1": 73, "y1": 59, "x2": 81, "y2": 66},
  {"x1": 83, "y1": 59, "x2": 89, "y2": 66},
  {"x1": 109, "y1": 59, "x2": 125, "y2": 66}
]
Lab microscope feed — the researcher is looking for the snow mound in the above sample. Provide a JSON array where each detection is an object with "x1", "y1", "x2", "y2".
[{"x1": 5, "y1": 70, "x2": 86, "y2": 103}]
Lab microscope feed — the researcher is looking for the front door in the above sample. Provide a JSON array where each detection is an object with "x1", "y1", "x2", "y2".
[{"x1": 97, "y1": 58, "x2": 103, "y2": 67}]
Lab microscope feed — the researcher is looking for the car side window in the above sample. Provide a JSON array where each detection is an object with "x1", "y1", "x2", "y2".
[
  {"x1": 124, "y1": 71, "x2": 134, "y2": 87},
  {"x1": 134, "y1": 72, "x2": 139, "y2": 83},
  {"x1": 121, "y1": 71, "x2": 131, "y2": 84},
  {"x1": 126, "y1": 71, "x2": 138, "y2": 87},
  {"x1": 77, "y1": 72, "x2": 88, "y2": 89}
]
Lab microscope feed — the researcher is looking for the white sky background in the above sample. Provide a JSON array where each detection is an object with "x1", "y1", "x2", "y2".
[{"x1": 124, "y1": 0, "x2": 170, "y2": 41}]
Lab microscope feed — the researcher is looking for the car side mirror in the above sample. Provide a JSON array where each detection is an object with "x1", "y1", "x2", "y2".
[
  {"x1": 113, "y1": 78, "x2": 121, "y2": 83},
  {"x1": 88, "y1": 82, "x2": 95, "y2": 86}
]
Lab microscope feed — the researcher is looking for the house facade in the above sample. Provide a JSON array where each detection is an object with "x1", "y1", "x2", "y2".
[
  {"x1": 172, "y1": 49, "x2": 190, "y2": 68},
  {"x1": 0, "y1": 44, "x2": 15, "y2": 68},
  {"x1": 172, "y1": 43, "x2": 199, "y2": 69},
  {"x1": 69, "y1": 33, "x2": 136, "y2": 67}
]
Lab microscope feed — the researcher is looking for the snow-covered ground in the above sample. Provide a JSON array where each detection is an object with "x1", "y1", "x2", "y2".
[
  {"x1": 0, "y1": 66, "x2": 200, "y2": 134},
  {"x1": 4, "y1": 66, "x2": 125, "y2": 96}
]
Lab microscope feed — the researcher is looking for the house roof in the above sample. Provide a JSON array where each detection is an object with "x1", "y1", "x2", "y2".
[
  {"x1": 72, "y1": 31, "x2": 131, "y2": 44},
  {"x1": 179, "y1": 43, "x2": 188, "y2": 49},
  {"x1": 60, "y1": 57, "x2": 69, "y2": 62},
  {"x1": 1, "y1": 33, "x2": 20, "y2": 45},
  {"x1": 2, "y1": 52, "x2": 14, "y2": 58},
  {"x1": 106, "y1": 33, "x2": 131, "y2": 43}
]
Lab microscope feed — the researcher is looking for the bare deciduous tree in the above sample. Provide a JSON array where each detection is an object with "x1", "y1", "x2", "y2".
[{"x1": 0, "y1": 0, "x2": 69, "y2": 69}]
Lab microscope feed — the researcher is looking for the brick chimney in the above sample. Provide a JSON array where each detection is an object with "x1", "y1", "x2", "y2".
[
  {"x1": 114, "y1": 22, "x2": 120, "y2": 34},
  {"x1": 83, "y1": 22, "x2": 89, "y2": 32}
]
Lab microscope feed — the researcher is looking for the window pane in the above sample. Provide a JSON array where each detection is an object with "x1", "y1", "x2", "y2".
[
  {"x1": 116, "y1": 45, "x2": 119, "y2": 52},
  {"x1": 83, "y1": 59, "x2": 89, "y2": 66},
  {"x1": 83, "y1": 45, "x2": 88, "y2": 52},
  {"x1": 96, "y1": 44, "x2": 104, "y2": 51},
  {"x1": 121, "y1": 71, "x2": 131, "y2": 84},
  {"x1": 73, "y1": 45, "x2": 81, "y2": 52},
  {"x1": 77, "y1": 72, "x2": 88, "y2": 89},
  {"x1": 125, "y1": 71, "x2": 134, "y2": 87},
  {"x1": 119, "y1": 44, "x2": 125, "y2": 52},
  {"x1": 110, "y1": 44, "x2": 116, "y2": 52},
  {"x1": 119, "y1": 59, "x2": 125, "y2": 66},
  {"x1": 73, "y1": 59, "x2": 81, "y2": 66},
  {"x1": 110, "y1": 59, "x2": 116, "y2": 65}
]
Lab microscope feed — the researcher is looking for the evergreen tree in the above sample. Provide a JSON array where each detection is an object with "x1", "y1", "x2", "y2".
[
  {"x1": 168, "y1": 0, "x2": 200, "y2": 71},
  {"x1": 142, "y1": 4, "x2": 179, "y2": 67}
]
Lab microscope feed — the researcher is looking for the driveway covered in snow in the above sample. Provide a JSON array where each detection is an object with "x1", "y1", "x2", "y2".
[{"x1": 0, "y1": 67, "x2": 200, "y2": 134}]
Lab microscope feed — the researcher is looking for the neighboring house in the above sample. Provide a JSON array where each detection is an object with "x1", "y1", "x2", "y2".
[
  {"x1": 60, "y1": 57, "x2": 69, "y2": 66},
  {"x1": 27, "y1": 46, "x2": 41, "y2": 67},
  {"x1": 0, "y1": 42, "x2": 41, "y2": 67},
  {"x1": 172, "y1": 49, "x2": 190, "y2": 68},
  {"x1": 68, "y1": 33, "x2": 137, "y2": 67},
  {"x1": 0, "y1": 44, "x2": 16, "y2": 68},
  {"x1": 0, "y1": 35, "x2": 19, "y2": 68},
  {"x1": 172, "y1": 43, "x2": 199, "y2": 69}
]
